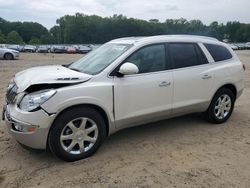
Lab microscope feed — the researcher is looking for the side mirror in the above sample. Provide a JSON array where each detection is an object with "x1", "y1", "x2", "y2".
[{"x1": 118, "y1": 62, "x2": 139, "y2": 76}]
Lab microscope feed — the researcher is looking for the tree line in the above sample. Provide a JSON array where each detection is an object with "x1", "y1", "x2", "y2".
[{"x1": 0, "y1": 13, "x2": 250, "y2": 45}]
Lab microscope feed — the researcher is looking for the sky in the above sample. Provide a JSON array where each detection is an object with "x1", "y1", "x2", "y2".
[{"x1": 0, "y1": 0, "x2": 250, "y2": 29}]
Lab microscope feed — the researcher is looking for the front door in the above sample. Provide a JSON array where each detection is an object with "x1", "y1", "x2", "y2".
[{"x1": 113, "y1": 44, "x2": 173, "y2": 128}]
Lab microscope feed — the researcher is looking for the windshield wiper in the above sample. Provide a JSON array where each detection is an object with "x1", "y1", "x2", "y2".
[
  {"x1": 62, "y1": 64, "x2": 81, "y2": 73},
  {"x1": 62, "y1": 62, "x2": 73, "y2": 68},
  {"x1": 68, "y1": 67, "x2": 82, "y2": 73},
  {"x1": 62, "y1": 64, "x2": 91, "y2": 75},
  {"x1": 62, "y1": 64, "x2": 82, "y2": 73}
]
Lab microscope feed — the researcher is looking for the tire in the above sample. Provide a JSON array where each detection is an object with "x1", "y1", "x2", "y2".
[
  {"x1": 4, "y1": 53, "x2": 14, "y2": 60},
  {"x1": 48, "y1": 107, "x2": 107, "y2": 162},
  {"x1": 204, "y1": 88, "x2": 235, "y2": 124}
]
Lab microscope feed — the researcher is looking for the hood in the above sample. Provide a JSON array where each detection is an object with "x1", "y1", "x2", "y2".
[
  {"x1": 1, "y1": 48, "x2": 18, "y2": 53},
  {"x1": 10, "y1": 49, "x2": 19, "y2": 53},
  {"x1": 14, "y1": 65, "x2": 92, "y2": 92}
]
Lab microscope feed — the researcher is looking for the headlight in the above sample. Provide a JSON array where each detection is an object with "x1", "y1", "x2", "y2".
[
  {"x1": 19, "y1": 90, "x2": 56, "y2": 112},
  {"x1": 7, "y1": 79, "x2": 15, "y2": 90}
]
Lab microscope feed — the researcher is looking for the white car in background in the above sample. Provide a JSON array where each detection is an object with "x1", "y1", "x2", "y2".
[
  {"x1": 23, "y1": 45, "x2": 36, "y2": 53},
  {"x1": 230, "y1": 44, "x2": 238, "y2": 50},
  {"x1": 3, "y1": 35, "x2": 245, "y2": 161},
  {"x1": 0, "y1": 46, "x2": 19, "y2": 60},
  {"x1": 245, "y1": 42, "x2": 250, "y2": 49},
  {"x1": 7, "y1": 44, "x2": 20, "y2": 52}
]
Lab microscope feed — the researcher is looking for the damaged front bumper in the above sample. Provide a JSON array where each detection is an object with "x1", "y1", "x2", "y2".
[{"x1": 2, "y1": 104, "x2": 55, "y2": 149}]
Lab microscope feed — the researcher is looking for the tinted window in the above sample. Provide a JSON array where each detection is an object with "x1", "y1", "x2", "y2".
[
  {"x1": 126, "y1": 44, "x2": 166, "y2": 73},
  {"x1": 169, "y1": 43, "x2": 206, "y2": 69},
  {"x1": 204, "y1": 43, "x2": 232, "y2": 62}
]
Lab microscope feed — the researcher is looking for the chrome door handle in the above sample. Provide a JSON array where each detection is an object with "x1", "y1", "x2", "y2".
[
  {"x1": 159, "y1": 81, "x2": 171, "y2": 87},
  {"x1": 202, "y1": 74, "x2": 212, "y2": 79}
]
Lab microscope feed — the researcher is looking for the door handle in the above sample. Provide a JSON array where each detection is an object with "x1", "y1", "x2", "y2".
[
  {"x1": 202, "y1": 74, "x2": 212, "y2": 80},
  {"x1": 159, "y1": 81, "x2": 171, "y2": 87}
]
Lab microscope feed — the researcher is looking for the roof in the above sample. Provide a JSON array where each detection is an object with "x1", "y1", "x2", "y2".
[{"x1": 110, "y1": 35, "x2": 220, "y2": 45}]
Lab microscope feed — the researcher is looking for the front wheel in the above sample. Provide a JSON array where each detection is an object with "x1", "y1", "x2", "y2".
[
  {"x1": 4, "y1": 53, "x2": 14, "y2": 60},
  {"x1": 49, "y1": 107, "x2": 107, "y2": 161},
  {"x1": 204, "y1": 88, "x2": 235, "y2": 124}
]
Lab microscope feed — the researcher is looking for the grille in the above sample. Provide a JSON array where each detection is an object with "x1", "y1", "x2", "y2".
[{"x1": 6, "y1": 82, "x2": 18, "y2": 104}]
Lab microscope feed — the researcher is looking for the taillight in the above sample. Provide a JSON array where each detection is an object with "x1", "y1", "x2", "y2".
[{"x1": 242, "y1": 63, "x2": 246, "y2": 71}]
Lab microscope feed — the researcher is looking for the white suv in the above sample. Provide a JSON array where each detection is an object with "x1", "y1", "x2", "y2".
[{"x1": 3, "y1": 35, "x2": 245, "y2": 161}]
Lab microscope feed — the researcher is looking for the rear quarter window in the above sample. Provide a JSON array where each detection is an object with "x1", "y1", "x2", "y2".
[{"x1": 204, "y1": 43, "x2": 233, "y2": 62}]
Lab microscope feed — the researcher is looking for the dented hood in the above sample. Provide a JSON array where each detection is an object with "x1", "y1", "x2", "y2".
[{"x1": 14, "y1": 65, "x2": 92, "y2": 92}]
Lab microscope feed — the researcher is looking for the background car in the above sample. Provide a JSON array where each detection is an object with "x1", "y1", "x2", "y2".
[
  {"x1": 6, "y1": 44, "x2": 20, "y2": 52},
  {"x1": 245, "y1": 42, "x2": 250, "y2": 49},
  {"x1": 89, "y1": 44, "x2": 100, "y2": 51},
  {"x1": 52, "y1": 46, "x2": 67, "y2": 53},
  {"x1": 0, "y1": 44, "x2": 7, "y2": 48},
  {"x1": 37, "y1": 46, "x2": 49, "y2": 53},
  {"x1": 77, "y1": 45, "x2": 92, "y2": 54},
  {"x1": 235, "y1": 43, "x2": 246, "y2": 50},
  {"x1": 23, "y1": 45, "x2": 36, "y2": 53},
  {"x1": 229, "y1": 44, "x2": 239, "y2": 50},
  {"x1": 0, "y1": 47, "x2": 19, "y2": 60},
  {"x1": 67, "y1": 46, "x2": 77, "y2": 54},
  {"x1": 18, "y1": 45, "x2": 25, "y2": 52}
]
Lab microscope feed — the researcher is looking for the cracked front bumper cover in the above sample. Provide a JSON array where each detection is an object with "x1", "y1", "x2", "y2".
[{"x1": 3, "y1": 104, "x2": 55, "y2": 149}]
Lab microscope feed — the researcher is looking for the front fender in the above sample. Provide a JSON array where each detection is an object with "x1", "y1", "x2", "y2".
[
  {"x1": 44, "y1": 96, "x2": 112, "y2": 119},
  {"x1": 40, "y1": 83, "x2": 115, "y2": 131}
]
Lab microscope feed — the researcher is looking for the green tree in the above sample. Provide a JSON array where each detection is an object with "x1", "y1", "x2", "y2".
[
  {"x1": 6, "y1": 30, "x2": 23, "y2": 44},
  {"x1": 0, "y1": 18, "x2": 49, "y2": 43},
  {"x1": 0, "y1": 32, "x2": 6, "y2": 43},
  {"x1": 225, "y1": 21, "x2": 242, "y2": 42},
  {"x1": 40, "y1": 34, "x2": 55, "y2": 44},
  {"x1": 50, "y1": 26, "x2": 62, "y2": 44},
  {"x1": 29, "y1": 37, "x2": 41, "y2": 44},
  {"x1": 235, "y1": 24, "x2": 250, "y2": 42},
  {"x1": 208, "y1": 22, "x2": 225, "y2": 40},
  {"x1": 1, "y1": 15, "x2": 250, "y2": 44},
  {"x1": 149, "y1": 19, "x2": 159, "y2": 23}
]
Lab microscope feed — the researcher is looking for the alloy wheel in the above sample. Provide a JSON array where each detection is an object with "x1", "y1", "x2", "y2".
[
  {"x1": 60, "y1": 117, "x2": 98, "y2": 155},
  {"x1": 214, "y1": 94, "x2": 232, "y2": 120}
]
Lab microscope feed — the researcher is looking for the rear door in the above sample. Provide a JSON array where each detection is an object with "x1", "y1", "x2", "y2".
[{"x1": 169, "y1": 43, "x2": 214, "y2": 114}]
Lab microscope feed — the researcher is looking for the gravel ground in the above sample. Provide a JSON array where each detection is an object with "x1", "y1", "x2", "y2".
[{"x1": 0, "y1": 51, "x2": 250, "y2": 188}]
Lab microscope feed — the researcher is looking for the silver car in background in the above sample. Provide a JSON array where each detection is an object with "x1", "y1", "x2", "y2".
[{"x1": 0, "y1": 45, "x2": 19, "y2": 60}]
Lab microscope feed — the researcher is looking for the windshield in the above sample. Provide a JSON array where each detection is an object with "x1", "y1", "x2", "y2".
[{"x1": 69, "y1": 43, "x2": 132, "y2": 75}]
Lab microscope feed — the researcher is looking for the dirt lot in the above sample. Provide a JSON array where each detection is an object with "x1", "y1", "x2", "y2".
[{"x1": 0, "y1": 52, "x2": 250, "y2": 188}]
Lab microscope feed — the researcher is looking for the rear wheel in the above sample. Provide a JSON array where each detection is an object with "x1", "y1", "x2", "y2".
[
  {"x1": 204, "y1": 88, "x2": 235, "y2": 124},
  {"x1": 4, "y1": 53, "x2": 14, "y2": 60},
  {"x1": 49, "y1": 107, "x2": 106, "y2": 161}
]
